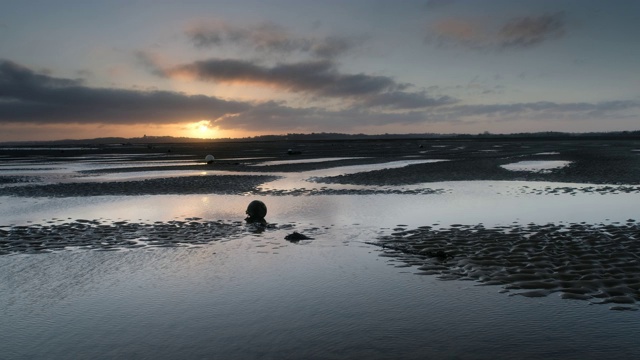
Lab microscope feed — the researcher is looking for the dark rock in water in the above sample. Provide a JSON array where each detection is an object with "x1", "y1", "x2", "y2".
[
  {"x1": 245, "y1": 200, "x2": 267, "y2": 221},
  {"x1": 287, "y1": 149, "x2": 302, "y2": 155},
  {"x1": 285, "y1": 232, "x2": 313, "y2": 243}
]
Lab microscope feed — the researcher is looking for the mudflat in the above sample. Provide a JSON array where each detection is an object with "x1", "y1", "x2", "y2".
[
  {"x1": 1, "y1": 137, "x2": 640, "y2": 309},
  {"x1": 2, "y1": 137, "x2": 640, "y2": 191}
]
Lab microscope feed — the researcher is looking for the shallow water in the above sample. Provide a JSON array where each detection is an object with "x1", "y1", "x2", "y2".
[
  {"x1": 2, "y1": 155, "x2": 640, "y2": 359},
  {"x1": 2, "y1": 235, "x2": 640, "y2": 359},
  {"x1": 1, "y1": 181, "x2": 637, "y2": 228},
  {"x1": 501, "y1": 160, "x2": 571, "y2": 173},
  {"x1": 249, "y1": 156, "x2": 366, "y2": 166}
]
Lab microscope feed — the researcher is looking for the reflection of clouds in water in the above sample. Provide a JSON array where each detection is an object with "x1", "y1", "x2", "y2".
[
  {"x1": 2, "y1": 181, "x2": 639, "y2": 230},
  {"x1": 223, "y1": 157, "x2": 274, "y2": 161},
  {"x1": 250, "y1": 157, "x2": 366, "y2": 166},
  {"x1": 260, "y1": 159, "x2": 446, "y2": 192},
  {"x1": 0, "y1": 158, "x2": 200, "y2": 179}
]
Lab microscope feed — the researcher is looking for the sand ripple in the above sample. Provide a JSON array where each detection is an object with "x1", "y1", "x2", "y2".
[
  {"x1": 376, "y1": 221, "x2": 640, "y2": 309},
  {"x1": 254, "y1": 187, "x2": 447, "y2": 196},
  {"x1": 0, "y1": 175, "x2": 279, "y2": 197},
  {"x1": 0, "y1": 218, "x2": 281, "y2": 254},
  {"x1": 0, "y1": 176, "x2": 39, "y2": 184},
  {"x1": 517, "y1": 185, "x2": 640, "y2": 196}
]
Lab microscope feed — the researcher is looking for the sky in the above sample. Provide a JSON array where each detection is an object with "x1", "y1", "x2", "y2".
[{"x1": 1, "y1": 0, "x2": 639, "y2": 141}]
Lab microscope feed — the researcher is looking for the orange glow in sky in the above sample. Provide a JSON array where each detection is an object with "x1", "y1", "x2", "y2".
[{"x1": 188, "y1": 120, "x2": 217, "y2": 139}]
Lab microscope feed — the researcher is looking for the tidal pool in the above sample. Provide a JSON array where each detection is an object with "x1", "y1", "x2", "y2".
[
  {"x1": 250, "y1": 157, "x2": 366, "y2": 166},
  {"x1": 2, "y1": 181, "x2": 638, "y2": 228},
  {"x1": 501, "y1": 160, "x2": 572, "y2": 173}
]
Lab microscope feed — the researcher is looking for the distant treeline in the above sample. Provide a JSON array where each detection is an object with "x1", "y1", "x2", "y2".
[
  {"x1": 233, "y1": 130, "x2": 640, "y2": 142},
  {"x1": 3, "y1": 130, "x2": 640, "y2": 146}
]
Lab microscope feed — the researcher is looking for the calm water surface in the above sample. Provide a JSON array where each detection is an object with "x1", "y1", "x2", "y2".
[{"x1": 2, "y1": 233, "x2": 639, "y2": 359}]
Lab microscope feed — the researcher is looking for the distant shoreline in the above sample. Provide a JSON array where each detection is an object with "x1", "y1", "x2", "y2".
[{"x1": 2, "y1": 130, "x2": 640, "y2": 146}]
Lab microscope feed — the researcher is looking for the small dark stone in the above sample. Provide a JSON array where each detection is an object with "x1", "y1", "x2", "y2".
[{"x1": 285, "y1": 232, "x2": 313, "y2": 243}]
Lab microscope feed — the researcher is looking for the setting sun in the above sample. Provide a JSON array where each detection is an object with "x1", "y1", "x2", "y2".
[{"x1": 190, "y1": 120, "x2": 216, "y2": 138}]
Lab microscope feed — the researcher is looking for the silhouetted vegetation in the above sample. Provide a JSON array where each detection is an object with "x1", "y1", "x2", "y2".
[{"x1": 1, "y1": 130, "x2": 639, "y2": 146}]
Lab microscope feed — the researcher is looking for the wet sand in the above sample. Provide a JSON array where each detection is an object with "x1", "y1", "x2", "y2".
[
  {"x1": 375, "y1": 220, "x2": 640, "y2": 310},
  {"x1": 0, "y1": 175, "x2": 279, "y2": 197},
  {"x1": 2, "y1": 138, "x2": 640, "y2": 311},
  {"x1": 2, "y1": 138, "x2": 640, "y2": 195},
  {"x1": 0, "y1": 218, "x2": 247, "y2": 255},
  {"x1": 0, "y1": 217, "x2": 324, "y2": 256}
]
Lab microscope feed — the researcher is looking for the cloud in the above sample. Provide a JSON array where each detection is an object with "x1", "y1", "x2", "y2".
[
  {"x1": 217, "y1": 101, "x2": 441, "y2": 132},
  {"x1": 0, "y1": 59, "x2": 249, "y2": 124},
  {"x1": 498, "y1": 12, "x2": 565, "y2": 48},
  {"x1": 186, "y1": 20, "x2": 359, "y2": 59},
  {"x1": 426, "y1": 12, "x2": 566, "y2": 50},
  {"x1": 427, "y1": 100, "x2": 640, "y2": 123},
  {"x1": 212, "y1": 99, "x2": 640, "y2": 133},
  {"x1": 363, "y1": 91, "x2": 456, "y2": 109},
  {"x1": 0, "y1": 59, "x2": 447, "y2": 131},
  {"x1": 160, "y1": 58, "x2": 453, "y2": 109},
  {"x1": 3, "y1": 59, "x2": 636, "y2": 136},
  {"x1": 0, "y1": 60, "x2": 82, "y2": 90}
]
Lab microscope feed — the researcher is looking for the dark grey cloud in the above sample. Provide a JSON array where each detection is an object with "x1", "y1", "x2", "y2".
[
  {"x1": 498, "y1": 12, "x2": 565, "y2": 48},
  {"x1": 0, "y1": 59, "x2": 445, "y2": 131},
  {"x1": 186, "y1": 21, "x2": 359, "y2": 59},
  {"x1": 220, "y1": 101, "x2": 440, "y2": 132},
  {"x1": 216, "y1": 99, "x2": 640, "y2": 132},
  {"x1": 0, "y1": 59, "x2": 249, "y2": 124},
  {"x1": 162, "y1": 58, "x2": 453, "y2": 109},
  {"x1": 426, "y1": 12, "x2": 566, "y2": 50},
  {"x1": 428, "y1": 100, "x2": 640, "y2": 122},
  {"x1": 466, "y1": 101, "x2": 638, "y2": 115},
  {"x1": 4, "y1": 59, "x2": 635, "y2": 134},
  {"x1": 363, "y1": 91, "x2": 457, "y2": 109},
  {"x1": 0, "y1": 60, "x2": 82, "y2": 91}
]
